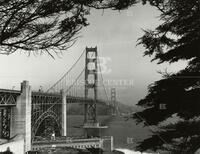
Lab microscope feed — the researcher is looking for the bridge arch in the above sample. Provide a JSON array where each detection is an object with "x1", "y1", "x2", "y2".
[{"x1": 32, "y1": 110, "x2": 62, "y2": 141}]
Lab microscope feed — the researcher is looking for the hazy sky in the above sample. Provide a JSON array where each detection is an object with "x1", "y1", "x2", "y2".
[{"x1": 0, "y1": 4, "x2": 187, "y2": 105}]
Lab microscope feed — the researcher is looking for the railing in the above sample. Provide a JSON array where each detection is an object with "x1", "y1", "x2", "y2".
[
  {"x1": 0, "y1": 89, "x2": 21, "y2": 94},
  {"x1": 31, "y1": 136, "x2": 114, "y2": 151},
  {"x1": 32, "y1": 137, "x2": 101, "y2": 145}
]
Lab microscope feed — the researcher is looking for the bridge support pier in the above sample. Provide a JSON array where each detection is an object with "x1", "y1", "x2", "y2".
[
  {"x1": 10, "y1": 81, "x2": 31, "y2": 152},
  {"x1": 61, "y1": 90, "x2": 67, "y2": 136}
]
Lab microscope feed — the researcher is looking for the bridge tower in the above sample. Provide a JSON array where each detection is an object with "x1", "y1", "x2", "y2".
[
  {"x1": 84, "y1": 47, "x2": 98, "y2": 124},
  {"x1": 84, "y1": 47, "x2": 107, "y2": 137},
  {"x1": 10, "y1": 81, "x2": 32, "y2": 152},
  {"x1": 111, "y1": 88, "x2": 118, "y2": 115}
]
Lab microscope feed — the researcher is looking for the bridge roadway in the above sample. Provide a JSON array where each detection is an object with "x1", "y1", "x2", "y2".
[{"x1": 0, "y1": 88, "x2": 107, "y2": 107}]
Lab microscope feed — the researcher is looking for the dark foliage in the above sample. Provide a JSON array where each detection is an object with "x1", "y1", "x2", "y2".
[
  {"x1": 136, "y1": 120, "x2": 200, "y2": 153},
  {"x1": 0, "y1": 0, "x2": 137, "y2": 56},
  {"x1": 133, "y1": 0, "x2": 200, "y2": 153}
]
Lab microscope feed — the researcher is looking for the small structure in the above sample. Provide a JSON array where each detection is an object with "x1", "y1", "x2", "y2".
[
  {"x1": 51, "y1": 131, "x2": 56, "y2": 140},
  {"x1": 83, "y1": 122, "x2": 108, "y2": 138}
]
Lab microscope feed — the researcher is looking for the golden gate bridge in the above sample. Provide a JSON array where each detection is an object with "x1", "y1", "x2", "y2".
[{"x1": 0, "y1": 47, "x2": 118, "y2": 153}]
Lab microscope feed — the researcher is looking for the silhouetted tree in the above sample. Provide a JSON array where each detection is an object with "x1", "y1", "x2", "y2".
[
  {"x1": 0, "y1": 0, "x2": 137, "y2": 56},
  {"x1": 133, "y1": 0, "x2": 200, "y2": 153}
]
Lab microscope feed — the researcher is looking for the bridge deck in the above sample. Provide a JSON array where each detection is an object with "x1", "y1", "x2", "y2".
[
  {"x1": 0, "y1": 89, "x2": 21, "y2": 94},
  {"x1": 0, "y1": 89, "x2": 20, "y2": 107},
  {"x1": 0, "y1": 89, "x2": 108, "y2": 107}
]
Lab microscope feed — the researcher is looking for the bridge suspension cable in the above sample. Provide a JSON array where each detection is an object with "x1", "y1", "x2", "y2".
[
  {"x1": 31, "y1": 47, "x2": 115, "y2": 140},
  {"x1": 36, "y1": 47, "x2": 112, "y2": 113},
  {"x1": 33, "y1": 57, "x2": 86, "y2": 115},
  {"x1": 64, "y1": 67, "x2": 85, "y2": 95},
  {"x1": 97, "y1": 55, "x2": 109, "y2": 103},
  {"x1": 32, "y1": 49, "x2": 87, "y2": 131},
  {"x1": 46, "y1": 48, "x2": 86, "y2": 93}
]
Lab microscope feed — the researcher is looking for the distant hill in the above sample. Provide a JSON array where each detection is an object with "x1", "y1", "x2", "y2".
[
  {"x1": 67, "y1": 102, "x2": 134, "y2": 115},
  {"x1": 117, "y1": 102, "x2": 135, "y2": 114},
  {"x1": 67, "y1": 103, "x2": 110, "y2": 115}
]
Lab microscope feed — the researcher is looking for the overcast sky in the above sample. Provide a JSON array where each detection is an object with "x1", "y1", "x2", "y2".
[{"x1": 0, "y1": 4, "x2": 187, "y2": 105}]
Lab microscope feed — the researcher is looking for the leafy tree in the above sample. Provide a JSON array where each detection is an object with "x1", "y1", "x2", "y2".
[
  {"x1": 133, "y1": 0, "x2": 200, "y2": 153},
  {"x1": 2, "y1": 0, "x2": 200, "y2": 152},
  {"x1": 0, "y1": 0, "x2": 137, "y2": 56}
]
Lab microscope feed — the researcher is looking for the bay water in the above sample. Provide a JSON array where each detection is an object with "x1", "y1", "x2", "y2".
[{"x1": 67, "y1": 115, "x2": 152, "y2": 151}]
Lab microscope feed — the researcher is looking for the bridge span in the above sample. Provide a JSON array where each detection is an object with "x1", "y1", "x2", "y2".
[
  {"x1": 0, "y1": 47, "x2": 118, "y2": 153},
  {"x1": 0, "y1": 81, "x2": 112, "y2": 152}
]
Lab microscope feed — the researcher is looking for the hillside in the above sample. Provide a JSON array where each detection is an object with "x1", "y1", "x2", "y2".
[{"x1": 67, "y1": 102, "x2": 134, "y2": 115}]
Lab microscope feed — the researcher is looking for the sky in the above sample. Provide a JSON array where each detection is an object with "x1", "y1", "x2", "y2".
[{"x1": 0, "y1": 4, "x2": 187, "y2": 106}]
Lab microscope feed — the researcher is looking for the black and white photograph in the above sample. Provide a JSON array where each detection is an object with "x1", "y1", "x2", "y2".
[{"x1": 0, "y1": 0, "x2": 199, "y2": 154}]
